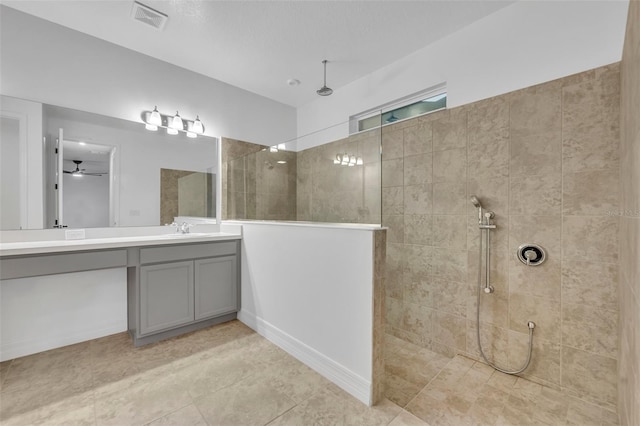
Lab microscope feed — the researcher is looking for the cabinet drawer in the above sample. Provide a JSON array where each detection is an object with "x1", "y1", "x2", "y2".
[
  {"x1": 0, "y1": 249, "x2": 127, "y2": 280},
  {"x1": 140, "y1": 241, "x2": 237, "y2": 264}
]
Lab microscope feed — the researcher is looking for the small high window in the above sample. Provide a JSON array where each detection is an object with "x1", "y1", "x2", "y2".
[{"x1": 350, "y1": 85, "x2": 447, "y2": 134}]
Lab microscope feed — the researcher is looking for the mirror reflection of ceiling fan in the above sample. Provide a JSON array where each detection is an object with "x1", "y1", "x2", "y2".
[{"x1": 63, "y1": 160, "x2": 108, "y2": 177}]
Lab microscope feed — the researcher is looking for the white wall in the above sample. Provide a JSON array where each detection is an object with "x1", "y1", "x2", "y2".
[
  {"x1": 0, "y1": 5, "x2": 296, "y2": 148},
  {"x1": 0, "y1": 268, "x2": 127, "y2": 361},
  {"x1": 296, "y1": 1, "x2": 629, "y2": 150},
  {"x1": 235, "y1": 221, "x2": 377, "y2": 404},
  {"x1": 0, "y1": 96, "x2": 43, "y2": 228}
]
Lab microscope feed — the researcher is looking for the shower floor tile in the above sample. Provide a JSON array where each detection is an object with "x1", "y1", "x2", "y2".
[{"x1": 385, "y1": 335, "x2": 619, "y2": 425}]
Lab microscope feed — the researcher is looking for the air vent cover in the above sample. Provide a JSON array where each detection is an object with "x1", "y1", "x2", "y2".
[{"x1": 131, "y1": 1, "x2": 168, "y2": 30}]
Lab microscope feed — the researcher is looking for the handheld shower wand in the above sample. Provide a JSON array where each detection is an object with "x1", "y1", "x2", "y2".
[
  {"x1": 470, "y1": 195, "x2": 535, "y2": 374},
  {"x1": 470, "y1": 195, "x2": 482, "y2": 224}
]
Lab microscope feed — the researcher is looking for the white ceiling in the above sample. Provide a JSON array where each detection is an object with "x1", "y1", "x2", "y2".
[{"x1": 3, "y1": 0, "x2": 515, "y2": 108}]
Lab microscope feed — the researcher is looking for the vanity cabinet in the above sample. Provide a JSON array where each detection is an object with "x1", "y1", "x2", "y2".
[
  {"x1": 140, "y1": 261, "x2": 195, "y2": 335},
  {"x1": 129, "y1": 240, "x2": 240, "y2": 346}
]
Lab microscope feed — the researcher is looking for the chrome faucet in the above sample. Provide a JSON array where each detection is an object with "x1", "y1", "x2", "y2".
[
  {"x1": 166, "y1": 221, "x2": 191, "y2": 234},
  {"x1": 179, "y1": 222, "x2": 191, "y2": 234}
]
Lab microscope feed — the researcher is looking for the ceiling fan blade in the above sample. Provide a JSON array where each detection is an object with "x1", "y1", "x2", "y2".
[{"x1": 63, "y1": 170, "x2": 73, "y2": 174}]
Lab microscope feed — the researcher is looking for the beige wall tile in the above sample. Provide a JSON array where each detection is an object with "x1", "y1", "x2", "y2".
[
  {"x1": 433, "y1": 181, "x2": 467, "y2": 215},
  {"x1": 562, "y1": 215, "x2": 619, "y2": 263},
  {"x1": 383, "y1": 128, "x2": 404, "y2": 160},
  {"x1": 508, "y1": 331, "x2": 561, "y2": 386},
  {"x1": 386, "y1": 243, "x2": 405, "y2": 299},
  {"x1": 562, "y1": 302, "x2": 617, "y2": 358},
  {"x1": 510, "y1": 131, "x2": 562, "y2": 177},
  {"x1": 562, "y1": 74, "x2": 620, "y2": 173},
  {"x1": 432, "y1": 247, "x2": 466, "y2": 282},
  {"x1": 509, "y1": 292, "x2": 560, "y2": 342},
  {"x1": 433, "y1": 311, "x2": 466, "y2": 351},
  {"x1": 403, "y1": 244, "x2": 433, "y2": 280},
  {"x1": 466, "y1": 322, "x2": 510, "y2": 367},
  {"x1": 404, "y1": 123, "x2": 433, "y2": 156},
  {"x1": 509, "y1": 256, "x2": 561, "y2": 301},
  {"x1": 563, "y1": 169, "x2": 620, "y2": 216},
  {"x1": 383, "y1": 186, "x2": 404, "y2": 216},
  {"x1": 404, "y1": 214, "x2": 432, "y2": 245},
  {"x1": 403, "y1": 302, "x2": 433, "y2": 338},
  {"x1": 382, "y1": 158, "x2": 404, "y2": 187},
  {"x1": 404, "y1": 153, "x2": 432, "y2": 186},
  {"x1": 387, "y1": 297, "x2": 404, "y2": 330},
  {"x1": 433, "y1": 148, "x2": 467, "y2": 183},
  {"x1": 432, "y1": 108, "x2": 467, "y2": 152},
  {"x1": 404, "y1": 184, "x2": 433, "y2": 215},
  {"x1": 432, "y1": 215, "x2": 467, "y2": 250},
  {"x1": 509, "y1": 173, "x2": 562, "y2": 216},
  {"x1": 431, "y1": 278, "x2": 468, "y2": 318},
  {"x1": 561, "y1": 346, "x2": 617, "y2": 406},
  {"x1": 404, "y1": 277, "x2": 433, "y2": 309},
  {"x1": 383, "y1": 215, "x2": 404, "y2": 244},
  {"x1": 510, "y1": 88, "x2": 561, "y2": 137},
  {"x1": 561, "y1": 260, "x2": 618, "y2": 312}
]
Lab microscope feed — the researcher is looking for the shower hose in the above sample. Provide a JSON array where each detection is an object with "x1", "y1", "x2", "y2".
[{"x1": 475, "y1": 226, "x2": 535, "y2": 375}]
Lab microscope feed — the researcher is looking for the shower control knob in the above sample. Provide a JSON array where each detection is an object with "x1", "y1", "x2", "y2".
[{"x1": 517, "y1": 244, "x2": 546, "y2": 266}]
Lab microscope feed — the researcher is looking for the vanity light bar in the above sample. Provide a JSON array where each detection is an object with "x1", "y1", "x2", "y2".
[
  {"x1": 333, "y1": 153, "x2": 363, "y2": 166},
  {"x1": 141, "y1": 107, "x2": 205, "y2": 137}
]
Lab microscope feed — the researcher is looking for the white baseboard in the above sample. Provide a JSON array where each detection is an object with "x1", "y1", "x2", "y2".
[
  {"x1": 239, "y1": 309, "x2": 372, "y2": 405},
  {"x1": 0, "y1": 321, "x2": 126, "y2": 361}
]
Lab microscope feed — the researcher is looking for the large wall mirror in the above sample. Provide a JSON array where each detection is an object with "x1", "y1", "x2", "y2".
[{"x1": 1, "y1": 95, "x2": 218, "y2": 230}]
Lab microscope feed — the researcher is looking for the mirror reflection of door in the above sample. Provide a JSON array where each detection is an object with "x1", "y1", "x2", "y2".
[{"x1": 59, "y1": 137, "x2": 116, "y2": 228}]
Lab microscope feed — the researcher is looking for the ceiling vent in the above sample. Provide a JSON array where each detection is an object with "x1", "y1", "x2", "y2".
[{"x1": 131, "y1": 1, "x2": 168, "y2": 31}]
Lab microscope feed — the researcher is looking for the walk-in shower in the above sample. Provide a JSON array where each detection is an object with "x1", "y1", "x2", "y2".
[{"x1": 471, "y1": 195, "x2": 535, "y2": 375}]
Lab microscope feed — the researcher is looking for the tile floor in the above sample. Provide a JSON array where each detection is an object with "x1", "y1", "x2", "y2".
[
  {"x1": 385, "y1": 335, "x2": 620, "y2": 426},
  {"x1": 0, "y1": 321, "x2": 619, "y2": 425}
]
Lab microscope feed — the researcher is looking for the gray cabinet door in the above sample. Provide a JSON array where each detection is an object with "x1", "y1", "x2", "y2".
[
  {"x1": 140, "y1": 260, "x2": 195, "y2": 335},
  {"x1": 194, "y1": 256, "x2": 237, "y2": 321}
]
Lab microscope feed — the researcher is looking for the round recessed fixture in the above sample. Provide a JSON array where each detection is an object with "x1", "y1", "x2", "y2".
[{"x1": 287, "y1": 78, "x2": 300, "y2": 87}]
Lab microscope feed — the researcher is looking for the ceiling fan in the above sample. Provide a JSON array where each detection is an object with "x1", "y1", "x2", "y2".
[{"x1": 63, "y1": 160, "x2": 107, "y2": 177}]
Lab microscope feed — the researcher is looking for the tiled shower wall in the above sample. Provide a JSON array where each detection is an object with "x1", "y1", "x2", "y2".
[
  {"x1": 619, "y1": 1, "x2": 640, "y2": 424},
  {"x1": 296, "y1": 128, "x2": 381, "y2": 224},
  {"x1": 222, "y1": 137, "x2": 297, "y2": 221},
  {"x1": 383, "y1": 64, "x2": 621, "y2": 410}
]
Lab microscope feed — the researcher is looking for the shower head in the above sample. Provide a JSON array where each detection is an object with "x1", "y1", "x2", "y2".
[
  {"x1": 470, "y1": 195, "x2": 482, "y2": 209},
  {"x1": 316, "y1": 60, "x2": 333, "y2": 96}
]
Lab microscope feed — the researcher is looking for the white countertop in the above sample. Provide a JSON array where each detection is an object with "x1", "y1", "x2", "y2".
[{"x1": 0, "y1": 232, "x2": 242, "y2": 257}]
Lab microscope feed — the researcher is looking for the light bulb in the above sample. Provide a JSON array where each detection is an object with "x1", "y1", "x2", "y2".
[
  {"x1": 341, "y1": 153, "x2": 349, "y2": 166},
  {"x1": 149, "y1": 106, "x2": 162, "y2": 126},
  {"x1": 356, "y1": 157, "x2": 363, "y2": 166},
  {"x1": 186, "y1": 131, "x2": 197, "y2": 138},
  {"x1": 145, "y1": 123, "x2": 158, "y2": 131},
  {"x1": 167, "y1": 127, "x2": 178, "y2": 135},
  {"x1": 333, "y1": 155, "x2": 341, "y2": 165},
  {"x1": 171, "y1": 111, "x2": 183, "y2": 131},
  {"x1": 192, "y1": 116, "x2": 204, "y2": 134},
  {"x1": 348, "y1": 155, "x2": 356, "y2": 166}
]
